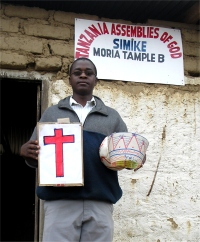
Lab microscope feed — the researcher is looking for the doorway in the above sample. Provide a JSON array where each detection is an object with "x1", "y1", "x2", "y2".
[{"x1": 1, "y1": 78, "x2": 41, "y2": 241}]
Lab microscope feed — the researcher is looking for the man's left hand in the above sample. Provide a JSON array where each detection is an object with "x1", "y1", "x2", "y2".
[{"x1": 134, "y1": 154, "x2": 146, "y2": 171}]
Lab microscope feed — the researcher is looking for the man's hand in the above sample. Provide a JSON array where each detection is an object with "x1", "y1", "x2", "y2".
[
  {"x1": 20, "y1": 140, "x2": 40, "y2": 167},
  {"x1": 134, "y1": 154, "x2": 146, "y2": 171}
]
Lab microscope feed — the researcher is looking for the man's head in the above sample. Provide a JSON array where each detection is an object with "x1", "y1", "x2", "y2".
[
  {"x1": 69, "y1": 57, "x2": 97, "y2": 76},
  {"x1": 69, "y1": 58, "x2": 98, "y2": 97}
]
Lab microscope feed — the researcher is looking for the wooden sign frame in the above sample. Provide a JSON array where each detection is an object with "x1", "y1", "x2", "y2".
[{"x1": 37, "y1": 122, "x2": 84, "y2": 186}]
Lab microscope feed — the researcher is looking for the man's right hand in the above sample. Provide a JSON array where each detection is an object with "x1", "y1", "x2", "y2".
[{"x1": 20, "y1": 140, "x2": 40, "y2": 167}]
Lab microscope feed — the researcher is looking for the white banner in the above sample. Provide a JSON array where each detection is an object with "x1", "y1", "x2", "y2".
[{"x1": 75, "y1": 18, "x2": 184, "y2": 85}]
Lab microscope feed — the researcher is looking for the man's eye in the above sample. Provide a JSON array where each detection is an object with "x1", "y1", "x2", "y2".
[
  {"x1": 72, "y1": 70, "x2": 95, "y2": 76},
  {"x1": 85, "y1": 70, "x2": 94, "y2": 76},
  {"x1": 73, "y1": 71, "x2": 82, "y2": 76}
]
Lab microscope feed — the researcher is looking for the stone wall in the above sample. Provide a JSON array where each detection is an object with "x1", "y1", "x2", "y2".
[{"x1": 1, "y1": 4, "x2": 200, "y2": 242}]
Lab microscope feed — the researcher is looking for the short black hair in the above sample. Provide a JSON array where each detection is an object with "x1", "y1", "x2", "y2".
[{"x1": 69, "y1": 57, "x2": 97, "y2": 76}]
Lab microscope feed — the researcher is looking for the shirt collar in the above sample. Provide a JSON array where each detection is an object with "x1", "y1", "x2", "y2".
[{"x1": 70, "y1": 96, "x2": 96, "y2": 106}]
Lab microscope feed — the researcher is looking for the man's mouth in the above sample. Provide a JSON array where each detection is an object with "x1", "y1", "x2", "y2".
[{"x1": 77, "y1": 81, "x2": 88, "y2": 85}]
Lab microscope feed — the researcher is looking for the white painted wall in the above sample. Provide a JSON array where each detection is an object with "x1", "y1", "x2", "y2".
[{"x1": 50, "y1": 79, "x2": 200, "y2": 242}]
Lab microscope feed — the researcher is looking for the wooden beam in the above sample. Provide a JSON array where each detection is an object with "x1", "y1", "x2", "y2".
[{"x1": 184, "y1": 2, "x2": 200, "y2": 24}]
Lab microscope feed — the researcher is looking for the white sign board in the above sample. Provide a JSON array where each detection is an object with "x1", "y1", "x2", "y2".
[
  {"x1": 75, "y1": 18, "x2": 184, "y2": 85},
  {"x1": 37, "y1": 123, "x2": 83, "y2": 186}
]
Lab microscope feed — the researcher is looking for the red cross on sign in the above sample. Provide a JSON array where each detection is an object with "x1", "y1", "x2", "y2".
[{"x1": 43, "y1": 129, "x2": 74, "y2": 177}]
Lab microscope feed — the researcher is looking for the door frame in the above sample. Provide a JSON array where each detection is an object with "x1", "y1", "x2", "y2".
[{"x1": 0, "y1": 69, "x2": 51, "y2": 242}]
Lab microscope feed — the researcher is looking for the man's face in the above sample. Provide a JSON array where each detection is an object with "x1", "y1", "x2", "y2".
[{"x1": 69, "y1": 59, "x2": 98, "y2": 96}]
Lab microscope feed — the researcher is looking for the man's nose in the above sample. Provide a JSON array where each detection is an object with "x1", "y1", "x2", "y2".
[{"x1": 80, "y1": 71, "x2": 87, "y2": 77}]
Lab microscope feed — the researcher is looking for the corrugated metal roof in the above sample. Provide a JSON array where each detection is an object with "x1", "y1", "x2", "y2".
[{"x1": 2, "y1": 0, "x2": 200, "y2": 25}]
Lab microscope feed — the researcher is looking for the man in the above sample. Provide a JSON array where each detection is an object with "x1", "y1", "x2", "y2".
[{"x1": 20, "y1": 57, "x2": 143, "y2": 242}]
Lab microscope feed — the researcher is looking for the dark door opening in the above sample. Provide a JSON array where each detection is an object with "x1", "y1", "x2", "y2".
[{"x1": 1, "y1": 78, "x2": 41, "y2": 241}]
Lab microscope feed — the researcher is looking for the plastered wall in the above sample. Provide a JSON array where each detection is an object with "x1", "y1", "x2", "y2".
[{"x1": 0, "y1": 4, "x2": 200, "y2": 242}]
